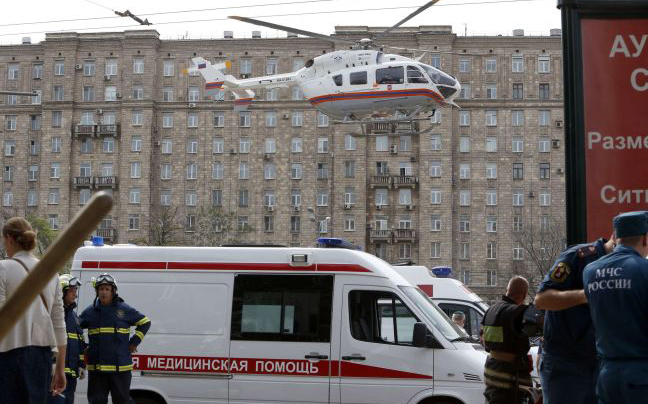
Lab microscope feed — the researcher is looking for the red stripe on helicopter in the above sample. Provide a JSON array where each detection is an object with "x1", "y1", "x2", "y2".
[
  {"x1": 308, "y1": 88, "x2": 444, "y2": 105},
  {"x1": 205, "y1": 81, "x2": 224, "y2": 89}
]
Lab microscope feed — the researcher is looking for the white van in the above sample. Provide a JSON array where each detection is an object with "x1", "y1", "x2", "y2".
[
  {"x1": 71, "y1": 245, "x2": 487, "y2": 404},
  {"x1": 391, "y1": 265, "x2": 488, "y2": 340}
]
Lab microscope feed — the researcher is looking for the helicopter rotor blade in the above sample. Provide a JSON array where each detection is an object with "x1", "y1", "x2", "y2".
[
  {"x1": 373, "y1": 0, "x2": 441, "y2": 41},
  {"x1": 229, "y1": 15, "x2": 356, "y2": 45}
]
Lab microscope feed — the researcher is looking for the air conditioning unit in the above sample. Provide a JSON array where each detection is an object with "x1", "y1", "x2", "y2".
[
  {"x1": 344, "y1": 203, "x2": 352, "y2": 210},
  {"x1": 555, "y1": 120, "x2": 563, "y2": 128},
  {"x1": 282, "y1": 113, "x2": 290, "y2": 120},
  {"x1": 552, "y1": 139, "x2": 561, "y2": 148},
  {"x1": 556, "y1": 168, "x2": 564, "y2": 174},
  {"x1": 75, "y1": 64, "x2": 82, "y2": 71},
  {"x1": 154, "y1": 141, "x2": 161, "y2": 147},
  {"x1": 188, "y1": 103, "x2": 197, "y2": 108},
  {"x1": 116, "y1": 92, "x2": 122, "y2": 99},
  {"x1": 264, "y1": 153, "x2": 271, "y2": 160},
  {"x1": 376, "y1": 205, "x2": 382, "y2": 210},
  {"x1": 405, "y1": 205, "x2": 414, "y2": 211},
  {"x1": 103, "y1": 75, "x2": 110, "y2": 81},
  {"x1": 95, "y1": 109, "x2": 103, "y2": 115},
  {"x1": 267, "y1": 205, "x2": 275, "y2": 212},
  {"x1": 390, "y1": 145, "x2": 398, "y2": 154},
  {"x1": 410, "y1": 156, "x2": 417, "y2": 162},
  {"x1": 528, "y1": 191, "x2": 535, "y2": 198},
  {"x1": 230, "y1": 148, "x2": 236, "y2": 155},
  {"x1": 152, "y1": 126, "x2": 159, "y2": 133},
  {"x1": 293, "y1": 205, "x2": 301, "y2": 212}
]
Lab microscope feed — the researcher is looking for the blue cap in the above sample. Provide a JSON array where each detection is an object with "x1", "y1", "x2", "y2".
[{"x1": 613, "y1": 211, "x2": 648, "y2": 238}]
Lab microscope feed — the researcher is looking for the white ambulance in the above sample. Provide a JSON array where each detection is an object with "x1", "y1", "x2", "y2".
[
  {"x1": 390, "y1": 265, "x2": 488, "y2": 340},
  {"x1": 71, "y1": 243, "x2": 487, "y2": 404}
]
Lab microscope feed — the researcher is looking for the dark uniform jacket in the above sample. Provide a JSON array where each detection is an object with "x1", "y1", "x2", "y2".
[
  {"x1": 483, "y1": 295, "x2": 530, "y2": 359},
  {"x1": 538, "y1": 239, "x2": 607, "y2": 365},
  {"x1": 64, "y1": 302, "x2": 86, "y2": 378},
  {"x1": 79, "y1": 296, "x2": 151, "y2": 372}
]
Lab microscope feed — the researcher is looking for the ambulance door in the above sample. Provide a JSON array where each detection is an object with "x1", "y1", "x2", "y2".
[
  {"x1": 228, "y1": 274, "x2": 333, "y2": 404},
  {"x1": 336, "y1": 285, "x2": 435, "y2": 404}
]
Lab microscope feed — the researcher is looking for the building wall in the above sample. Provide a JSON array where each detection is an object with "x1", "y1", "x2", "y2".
[{"x1": 0, "y1": 28, "x2": 564, "y2": 300}]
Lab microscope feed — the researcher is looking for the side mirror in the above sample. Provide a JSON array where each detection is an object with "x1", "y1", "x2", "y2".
[{"x1": 412, "y1": 322, "x2": 443, "y2": 348}]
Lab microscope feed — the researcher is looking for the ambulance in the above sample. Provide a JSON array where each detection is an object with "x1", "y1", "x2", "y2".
[
  {"x1": 71, "y1": 240, "x2": 487, "y2": 404},
  {"x1": 390, "y1": 265, "x2": 488, "y2": 340}
]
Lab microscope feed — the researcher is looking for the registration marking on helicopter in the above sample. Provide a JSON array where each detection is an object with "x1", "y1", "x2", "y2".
[{"x1": 308, "y1": 88, "x2": 444, "y2": 105}]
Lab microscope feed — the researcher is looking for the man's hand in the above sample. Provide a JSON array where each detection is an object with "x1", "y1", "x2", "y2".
[{"x1": 129, "y1": 344, "x2": 137, "y2": 353}]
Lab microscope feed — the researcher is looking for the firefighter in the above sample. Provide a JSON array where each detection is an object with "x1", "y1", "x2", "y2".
[
  {"x1": 482, "y1": 276, "x2": 533, "y2": 404},
  {"x1": 79, "y1": 273, "x2": 151, "y2": 404},
  {"x1": 49, "y1": 275, "x2": 86, "y2": 404}
]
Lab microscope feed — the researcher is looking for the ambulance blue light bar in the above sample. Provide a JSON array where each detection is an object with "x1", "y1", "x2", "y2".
[
  {"x1": 317, "y1": 238, "x2": 362, "y2": 251},
  {"x1": 431, "y1": 266, "x2": 452, "y2": 278}
]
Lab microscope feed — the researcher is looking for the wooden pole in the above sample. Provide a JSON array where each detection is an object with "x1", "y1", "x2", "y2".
[{"x1": 0, "y1": 191, "x2": 112, "y2": 341}]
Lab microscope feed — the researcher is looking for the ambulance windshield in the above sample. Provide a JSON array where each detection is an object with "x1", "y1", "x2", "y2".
[{"x1": 399, "y1": 285, "x2": 463, "y2": 341}]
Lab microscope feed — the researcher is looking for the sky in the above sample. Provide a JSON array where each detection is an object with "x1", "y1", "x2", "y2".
[{"x1": 0, "y1": 0, "x2": 561, "y2": 45}]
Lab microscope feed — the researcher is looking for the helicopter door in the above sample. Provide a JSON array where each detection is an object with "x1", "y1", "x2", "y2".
[
  {"x1": 406, "y1": 66, "x2": 428, "y2": 84},
  {"x1": 375, "y1": 66, "x2": 404, "y2": 85}
]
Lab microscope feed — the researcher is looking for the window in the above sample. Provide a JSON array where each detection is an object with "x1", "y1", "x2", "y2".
[
  {"x1": 6, "y1": 94, "x2": 17, "y2": 105},
  {"x1": 291, "y1": 86, "x2": 303, "y2": 100},
  {"x1": 239, "y1": 137, "x2": 250, "y2": 154},
  {"x1": 486, "y1": 110, "x2": 497, "y2": 126},
  {"x1": 264, "y1": 190, "x2": 276, "y2": 207},
  {"x1": 486, "y1": 163, "x2": 497, "y2": 179},
  {"x1": 291, "y1": 190, "x2": 302, "y2": 207},
  {"x1": 101, "y1": 163, "x2": 114, "y2": 177},
  {"x1": 239, "y1": 111, "x2": 251, "y2": 127},
  {"x1": 512, "y1": 138, "x2": 524, "y2": 153},
  {"x1": 431, "y1": 242, "x2": 441, "y2": 258},
  {"x1": 459, "y1": 111, "x2": 470, "y2": 127},
  {"x1": 186, "y1": 190, "x2": 197, "y2": 206},
  {"x1": 3, "y1": 166, "x2": 12, "y2": 182},
  {"x1": 78, "y1": 188, "x2": 92, "y2": 205},
  {"x1": 316, "y1": 190, "x2": 328, "y2": 206},
  {"x1": 32, "y1": 90, "x2": 42, "y2": 105},
  {"x1": 459, "y1": 137, "x2": 470, "y2": 153},
  {"x1": 239, "y1": 162, "x2": 249, "y2": 179},
  {"x1": 188, "y1": 86, "x2": 200, "y2": 102},
  {"x1": 264, "y1": 163, "x2": 276, "y2": 180},
  {"x1": 429, "y1": 161, "x2": 441, "y2": 177},
  {"x1": 133, "y1": 57, "x2": 144, "y2": 74},
  {"x1": 161, "y1": 139, "x2": 172, "y2": 154},
  {"x1": 430, "y1": 134, "x2": 442, "y2": 151},
  {"x1": 52, "y1": 85, "x2": 64, "y2": 101},
  {"x1": 48, "y1": 188, "x2": 60, "y2": 204},
  {"x1": 291, "y1": 137, "x2": 302, "y2": 153},
  {"x1": 539, "y1": 138, "x2": 550, "y2": 153},
  {"x1": 163, "y1": 60, "x2": 174, "y2": 77},
  {"x1": 52, "y1": 111, "x2": 63, "y2": 128},
  {"x1": 459, "y1": 242, "x2": 470, "y2": 260},
  {"x1": 430, "y1": 110, "x2": 442, "y2": 124},
  {"x1": 344, "y1": 161, "x2": 355, "y2": 178},
  {"x1": 399, "y1": 189, "x2": 412, "y2": 205},
  {"x1": 375, "y1": 136, "x2": 388, "y2": 152},
  {"x1": 513, "y1": 244, "x2": 524, "y2": 260},
  {"x1": 161, "y1": 190, "x2": 172, "y2": 206},
  {"x1": 513, "y1": 215, "x2": 523, "y2": 232},
  {"x1": 128, "y1": 214, "x2": 140, "y2": 231},
  {"x1": 513, "y1": 163, "x2": 524, "y2": 180},
  {"x1": 291, "y1": 163, "x2": 302, "y2": 179},
  {"x1": 513, "y1": 190, "x2": 524, "y2": 206},
  {"x1": 407, "y1": 65, "x2": 427, "y2": 83},
  {"x1": 239, "y1": 58, "x2": 252, "y2": 75},
  {"x1": 32, "y1": 63, "x2": 43, "y2": 79},
  {"x1": 430, "y1": 188, "x2": 442, "y2": 204},
  {"x1": 213, "y1": 111, "x2": 225, "y2": 127},
  {"x1": 27, "y1": 189, "x2": 38, "y2": 206},
  {"x1": 239, "y1": 189, "x2": 249, "y2": 207},
  {"x1": 28, "y1": 165, "x2": 39, "y2": 182},
  {"x1": 238, "y1": 216, "x2": 250, "y2": 231},
  {"x1": 263, "y1": 216, "x2": 274, "y2": 233},
  {"x1": 512, "y1": 83, "x2": 523, "y2": 100},
  {"x1": 486, "y1": 190, "x2": 497, "y2": 206},
  {"x1": 399, "y1": 136, "x2": 411, "y2": 152},
  {"x1": 486, "y1": 216, "x2": 497, "y2": 233},
  {"x1": 344, "y1": 216, "x2": 355, "y2": 232},
  {"x1": 512, "y1": 110, "x2": 524, "y2": 127},
  {"x1": 232, "y1": 275, "x2": 333, "y2": 342},
  {"x1": 265, "y1": 111, "x2": 277, "y2": 127},
  {"x1": 350, "y1": 71, "x2": 367, "y2": 85},
  {"x1": 291, "y1": 111, "x2": 303, "y2": 127},
  {"x1": 539, "y1": 83, "x2": 550, "y2": 100},
  {"x1": 460, "y1": 84, "x2": 471, "y2": 99},
  {"x1": 431, "y1": 54, "x2": 441, "y2": 69},
  {"x1": 29, "y1": 140, "x2": 39, "y2": 156},
  {"x1": 185, "y1": 113, "x2": 198, "y2": 128},
  {"x1": 81, "y1": 60, "x2": 95, "y2": 76},
  {"x1": 486, "y1": 58, "x2": 497, "y2": 72},
  {"x1": 538, "y1": 55, "x2": 550, "y2": 73},
  {"x1": 131, "y1": 110, "x2": 143, "y2": 126},
  {"x1": 539, "y1": 110, "x2": 550, "y2": 126},
  {"x1": 487, "y1": 242, "x2": 497, "y2": 259},
  {"x1": 317, "y1": 112, "x2": 329, "y2": 127},
  {"x1": 540, "y1": 191, "x2": 551, "y2": 206},
  {"x1": 459, "y1": 190, "x2": 471, "y2": 206},
  {"x1": 162, "y1": 113, "x2": 174, "y2": 128},
  {"x1": 105, "y1": 59, "x2": 118, "y2": 76},
  {"x1": 460, "y1": 215, "x2": 470, "y2": 232},
  {"x1": 130, "y1": 162, "x2": 141, "y2": 178},
  {"x1": 539, "y1": 163, "x2": 550, "y2": 179},
  {"x1": 317, "y1": 163, "x2": 329, "y2": 179},
  {"x1": 4, "y1": 140, "x2": 15, "y2": 156},
  {"x1": 6, "y1": 115, "x2": 17, "y2": 131},
  {"x1": 79, "y1": 137, "x2": 92, "y2": 154},
  {"x1": 130, "y1": 136, "x2": 142, "y2": 152},
  {"x1": 376, "y1": 161, "x2": 389, "y2": 175},
  {"x1": 212, "y1": 162, "x2": 224, "y2": 180},
  {"x1": 540, "y1": 215, "x2": 550, "y2": 232},
  {"x1": 458, "y1": 163, "x2": 471, "y2": 180},
  {"x1": 376, "y1": 66, "x2": 404, "y2": 84},
  {"x1": 50, "y1": 163, "x2": 61, "y2": 179},
  {"x1": 459, "y1": 58, "x2": 471, "y2": 73},
  {"x1": 375, "y1": 188, "x2": 388, "y2": 206},
  {"x1": 486, "y1": 137, "x2": 497, "y2": 152},
  {"x1": 290, "y1": 216, "x2": 301, "y2": 233},
  {"x1": 315, "y1": 138, "x2": 329, "y2": 155},
  {"x1": 486, "y1": 84, "x2": 497, "y2": 99},
  {"x1": 265, "y1": 88, "x2": 279, "y2": 101},
  {"x1": 104, "y1": 86, "x2": 117, "y2": 102},
  {"x1": 211, "y1": 189, "x2": 222, "y2": 207},
  {"x1": 344, "y1": 134, "x2": 357, "y2": 151},
  {"x1": 2, "y1": 191, "x2": 12, "y2": 207},
  {"x1": 54, "y1": 60, "x2": 65, "y2": 76},
  {"x1": 51, "y1": 137, "x2": 62, "y2": 153},
  {"x1": 186, "y1": 138, "x2": 198, "y2": 154},
  {"x1": 486, "y1": 270, "x2": 497, "y2": 287},
  {"x1": 186, "y1": 163, "x2": 198, "y2": 180},
  {"x1": 132, "y1": 85, "x2": 144, "y2": 100},
  {"x1": 399, "y1": 244, "x2": 412, "y2": 260},
  {"x1": 292, "y1": 57, "x2": 304, "y2": 71},
  {"x1": 512, "y1": 55, "x2": 524, "y2": 73},
  {"x1": 129, "y1": 188, "x2": 141, "y2": 204},
  {"x1": 163, "y1": 87, "x2": 174, "y2": 102}
]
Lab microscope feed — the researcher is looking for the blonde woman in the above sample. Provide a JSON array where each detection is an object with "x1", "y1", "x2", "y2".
[{"x1": 0, "y1": 217, "x2": 67, "y2": 403}]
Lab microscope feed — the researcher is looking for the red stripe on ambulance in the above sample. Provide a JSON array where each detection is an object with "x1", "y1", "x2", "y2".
[{"x1": 81, "y1": 261, "x2": 370, "y2": 273}]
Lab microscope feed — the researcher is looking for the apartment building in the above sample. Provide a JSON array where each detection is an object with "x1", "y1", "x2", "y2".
[{"x1": 0, "y1": 27, "x2": 564, "y2": 300}]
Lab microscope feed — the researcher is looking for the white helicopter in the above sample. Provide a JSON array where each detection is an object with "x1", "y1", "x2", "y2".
[{"x1": 188, "y1": 0, "x2": 461, "y2": 130}]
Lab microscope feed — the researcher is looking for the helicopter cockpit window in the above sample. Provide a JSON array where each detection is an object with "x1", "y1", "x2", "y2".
[
  {"x1": 419, "y1": 64, "x2": 456, "y2": 87},
  {"x1": 332, "y1": 74, "x2": 343, "y2": 87},
  {"x1": 376, "y1": 66, "x2": 404, "y2": 85},
  {"x1": 407, "y1": 66, "x2": 428, "y2": 84},
  {"x1": 350, "y1": 71, "x2": 368, "y2": 85}
]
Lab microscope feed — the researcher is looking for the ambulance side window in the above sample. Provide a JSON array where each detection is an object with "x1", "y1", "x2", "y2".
[
  {"x1": 231, "y1": 275, "x2": 333, "y2": 342},
  {"x1": 438, "y1": 303, "x2": 483, "y2": 338},
  {"x1": 349, "y1": 71, "x2": 367, "y2": 85},
  {"x1": 349, "y1": 290, "x2": 419, "y2": 346}
]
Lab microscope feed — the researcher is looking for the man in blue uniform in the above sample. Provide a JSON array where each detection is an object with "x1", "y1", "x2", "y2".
[
  {"x1": 535, "y1": 235, "x2": 615, "y2": 404},
  {"x1": 50, "y1": 275, "x2": 86, "y2": 404},
  {"x1": 583, "y1": 211, "x2": 648, "y2": 404},
  {"x1": 80, "y1": 274, "x2": 151, "y2": 404}
]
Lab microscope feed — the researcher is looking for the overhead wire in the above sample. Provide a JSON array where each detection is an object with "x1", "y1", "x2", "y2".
[{"x1": 0, "y1": 0, "x2": 548, "y2": 38}]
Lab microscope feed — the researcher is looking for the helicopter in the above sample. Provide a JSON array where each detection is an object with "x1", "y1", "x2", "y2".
[{"x1": 188, "y1": 0, "x2": 461, "y2": 132}]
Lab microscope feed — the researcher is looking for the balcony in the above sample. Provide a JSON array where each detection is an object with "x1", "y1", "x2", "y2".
[
  {"x1": 370, "y1": 175, "x2": 391, "y2": 188},
  {"x1": 393, "y1": 229, "x2": 416, "y2": 241},
  {"x1": 96, "y1": 228, "x2": 116, "y2": 240},
  {"x1": 73, "y1": 176, "x2": 93, "y2": 188},
  {"x1": 395, "y1": 121, "x2": 420, "y2": 133},
  {"x1": 94, "y1": 176, "x2": 118, "y2": 188},
  {"x1": 74, "y1": 124, "x2": 96, "y2": 137},
  {"x1": 97, "y1": 124, "x2": 120, "y2": 137},
  {"x1": 368, "y1": 121, "x2": 392, "y2": 134},
  {"x1": 370, "y1": 230, "x2": 392, "y2": 242},
  {"x1": 393, "y1": 175, "x2": 418, "y2": 188}
]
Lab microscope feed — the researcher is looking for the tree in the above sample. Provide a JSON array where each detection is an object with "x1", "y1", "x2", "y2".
[
  {"x1": 190, "y1": 207, "x2": 253, "y2": 246},
  {"x1": 511, "y1": 214, "x2": 567, "y2": 297},
  {"x1": 139, "y1": 206, "x2": 182, "y2": 246},
  {"x1": 26, "y1": 214, "x2": 56, "y2": 256}
]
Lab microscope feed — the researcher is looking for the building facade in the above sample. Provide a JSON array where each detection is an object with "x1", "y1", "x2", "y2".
[{"x1": 0, "y1": 27, "x2": 564, "y2": 300}]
